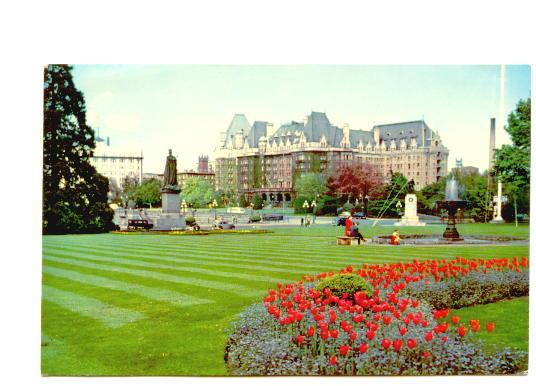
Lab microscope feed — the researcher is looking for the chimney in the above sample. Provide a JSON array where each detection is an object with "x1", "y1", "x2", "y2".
[
  {"x1": 106, "y1": 136, "x2": 110, "y2": 146},
  {"x1": 489, "y1": 118, "x2": 496, "y2": 170},
  {"x1": 266, "y1": 123, "x2": 275, "y2": 138}
]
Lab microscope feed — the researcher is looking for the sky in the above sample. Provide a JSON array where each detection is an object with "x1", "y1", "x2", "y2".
[{"x1": 72, "y1": 65, "x2": 531, "y2": 174}]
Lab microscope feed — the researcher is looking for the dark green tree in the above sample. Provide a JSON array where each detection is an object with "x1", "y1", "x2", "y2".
[
  {"x1": 43, "y1": 64, "x2": 114, "y2": 234},
  {"x1": 252, "y1": 193, "x2": 263, "y2": 210},
  {"x1": 238, "y1": 193, "x2": 248, "y2": 208},
  {"x1": 494, "y1": 98, "x2": 531, "y2": 221}
]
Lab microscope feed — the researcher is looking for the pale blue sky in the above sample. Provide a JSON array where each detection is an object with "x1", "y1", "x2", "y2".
[{"x1": 72, "y1": 65, "x2": 531, "y2": 174}]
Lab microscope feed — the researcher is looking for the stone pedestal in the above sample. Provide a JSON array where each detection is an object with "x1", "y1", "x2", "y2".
[
  {"x1": 394, "y1": 194, "x2": 426, "y2": 226},
  {"x1": 162, "y1": 192, "x2": 180, "y2": 213},
  {"x1": 152, "y1": 189, "x2": 186, "y2": 230}
]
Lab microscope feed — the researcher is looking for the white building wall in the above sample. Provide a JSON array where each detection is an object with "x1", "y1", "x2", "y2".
[{"x1": 91, "y1": 142, "x2": 143, "y2": 189}]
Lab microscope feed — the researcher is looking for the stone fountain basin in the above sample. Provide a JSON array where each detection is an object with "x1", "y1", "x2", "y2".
[{"x1": 371, "y1": 234, "x2": 526, "y2": 245}]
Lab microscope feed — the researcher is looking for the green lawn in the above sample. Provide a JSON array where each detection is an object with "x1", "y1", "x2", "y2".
[
  {"x1": 451, "y1": 297, "x2": 529, "y2": 353},
  {"x1": 41, "y1": 223, "x2": 529, "y2": 375}
]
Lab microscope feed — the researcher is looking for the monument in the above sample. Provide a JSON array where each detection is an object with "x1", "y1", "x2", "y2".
[
  {"x1": 152, "y1": 149, "x2": 186, "y2": 230},
  {"x1": 394, "y1": 194, "x2": 426, "y2": 226}
]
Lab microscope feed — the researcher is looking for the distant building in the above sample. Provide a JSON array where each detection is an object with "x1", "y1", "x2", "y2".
[
  {"x1": 198, "y1": 155, "x2": 210, "y2": 173},
  {"x1": 214, "y1": 112, "x2": 449, "y2": 202},
  {"x1": 90, "y1": 136, "x2": 143, "y2": 189},
  {"x1": 451, "y1": 158, "x2": 479, "y2": 176}
]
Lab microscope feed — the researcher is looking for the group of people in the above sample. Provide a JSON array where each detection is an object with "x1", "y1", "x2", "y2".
[
  {"x1": 300, "y1": 218, "x2": 311, "y2": 227},
  {"x1": 341, "y1": 215, "x2": 401, "y2": 246}
]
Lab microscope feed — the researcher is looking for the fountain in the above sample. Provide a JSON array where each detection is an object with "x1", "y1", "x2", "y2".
[{"x1": 436, "y1": 179, "x2": 467, "y2": 241}]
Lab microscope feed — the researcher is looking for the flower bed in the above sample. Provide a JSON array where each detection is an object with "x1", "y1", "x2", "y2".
[{"x1": 225, "y1": 256, "x2": 528, "y2": 375}]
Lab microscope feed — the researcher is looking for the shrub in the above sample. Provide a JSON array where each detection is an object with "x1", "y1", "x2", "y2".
[
  {"x1": 403, "y1": 269, "x2": 529, "y2": 310},
  {"x1": 315, "y1": 274, "x2": 373, "y2": 298},
  {"x1": 249, "y1": 214, "x2": 261, "y2": 223},
  {"x1": 184, "y1": 216, "x2": 196, "y2": 225}
]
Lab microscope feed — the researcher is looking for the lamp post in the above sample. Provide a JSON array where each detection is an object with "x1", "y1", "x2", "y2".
[
  {"x1": 302, "y1": 200, "x2": 309, "y2": 223},
  {"x1": 181, "y1": 201, "x2": 188, "y2": 215},
  {"x1": 311, "y1": 199, "x2": 317, "y2": 224},
  {"x1": 396, "y1": 200, "x2": 403, "y2": 216},
  {"x1": 212, "y1": 199, "x2": 218, "y2": 221},
  {"x1": 364, "y1": 195, "x2": 369, "y2": 217}
]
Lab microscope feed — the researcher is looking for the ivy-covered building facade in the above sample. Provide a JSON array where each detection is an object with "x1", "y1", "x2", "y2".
[{"x1": 214, "y1": 112, "x2": 449, "y2": 203}]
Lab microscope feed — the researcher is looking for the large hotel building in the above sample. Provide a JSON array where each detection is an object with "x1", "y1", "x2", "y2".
[{"x1": 214, "y1": 112, "x2": 449, "y2": 203}]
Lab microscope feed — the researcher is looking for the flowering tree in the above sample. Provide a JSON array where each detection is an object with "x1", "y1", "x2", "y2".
[{"x1": 327, "y1": 162, "x2": 384, "y2": 204}]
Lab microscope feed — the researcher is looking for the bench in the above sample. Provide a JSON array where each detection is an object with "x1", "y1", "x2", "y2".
[{"x1": 336, "y1": 236, "x2": 362, "y2": 246}]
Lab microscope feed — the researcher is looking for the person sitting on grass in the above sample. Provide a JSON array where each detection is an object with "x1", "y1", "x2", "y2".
[{"x1": 390, "y1": 229, "x2": 400, "y2": 245}]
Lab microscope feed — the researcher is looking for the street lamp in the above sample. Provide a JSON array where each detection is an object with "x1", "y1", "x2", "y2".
[
  {"x1": 180, "y1": 201, "x2": 188, "y2": 215},
  {"x1": 311, "y1": 199, "x2": 317, "y2": 224},
  {"x1": 396, "y1": 200, "x2": 403, "y2": 216},
  {"x1": 211, "y1": 199, "x2": 218, "y2": 221}
]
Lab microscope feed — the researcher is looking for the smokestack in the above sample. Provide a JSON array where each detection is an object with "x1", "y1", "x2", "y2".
[{"x1": 489, "y1": 118, "x2": 496, "y2": 170}]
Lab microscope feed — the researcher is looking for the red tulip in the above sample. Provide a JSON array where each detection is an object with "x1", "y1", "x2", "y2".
[
  {"x1": 421, "y1": 320, "x2": 429, "y2": 327},
  {"x1": 329, "y1": 329, "x2": 339, "y2": 339},
  {"x1": 470, "y1": 321, "x2": 480, "y2": 332},
  {"x1": 329, "y1": 355, "x2": 338, "y2": 365},
  {"x1": 320, "y1": 330, "x2": 329, "y2": 340},
  {"x1": 441, "y1": 336, "x2": 449, "y2": 342},
  {"x1": 381, "y1": 338, "x2": 391, "y2": 349},
  {"x1": 383, "y1": 316, "x2": 392, "y2": 325},
  {"x1": 458, "y1": 326, "x2": 468, "y2": 337},
  {"x1": 393, "y1": 339, "x2": 403, "y2": 352},
  {"x1": 306, "y1": 326, "x2": 315, "y2": 337},
  {"x1": 339, "y1": 345, "x2": 351, "y2": 356},
  {"x1": 422, "y1": 351, "x2": 431, "y2": 359},
  {"x1": 349, "y1": 331, "x2": 358, "y2": 341},
  {"x1": 424, "y1": 332, "x2": 434, "y2": 341},
  {"x1": 451, "y1": 316, "x2": 460, "y2": 324},
  {"x1": 399, "y1": 326, "x2": 407, "y2": 336},
  {"x1": 407, "y1": 339, "x2": 417, "y2": 349},
  {"x1": 358, "y1": 343, "x2": 368, "y2": 353},
  {"x1": 486, "y1": 322, "x2": 496, "y2": 332},
  {"x1": 295, "y1": 335, "x2": 306, "y2": 344},
  {"x1": 366, "y1": 330, "x2": 376, "y2": 340},
  {"x1": 353, "y1": 314, "x2": 364, "y2": 323}
]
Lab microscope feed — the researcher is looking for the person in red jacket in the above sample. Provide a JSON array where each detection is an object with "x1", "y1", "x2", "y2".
[{"x1": 345, "y1": 216, "x2": 353, "y2": 236}]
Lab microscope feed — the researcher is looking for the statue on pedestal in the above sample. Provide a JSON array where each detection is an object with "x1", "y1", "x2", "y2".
[{"x1": 162, "y1": 149, "x2": 179, "y2": 193}]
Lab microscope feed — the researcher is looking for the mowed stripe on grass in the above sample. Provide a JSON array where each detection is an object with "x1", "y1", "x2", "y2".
[
  {"x1": 43, "y1": 285, "x2": 145, "y2": 328},
  {"x1": 42, "y1": 230, "x2": 529, "y2": 376}
]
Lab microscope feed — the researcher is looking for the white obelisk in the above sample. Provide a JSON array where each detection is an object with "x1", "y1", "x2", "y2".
[{"x1": 491, "y1": 65, "x2": 506, "y2": 224}]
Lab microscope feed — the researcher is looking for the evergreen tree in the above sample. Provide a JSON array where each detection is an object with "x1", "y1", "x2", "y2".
[
  {"x1": 43, "y1": 64, "x2": 114, "y2": 234},
  {"x1": 252, "y1": 193, "x2": 263, "y2": 210},
  {"x1": 238, "y1": 193, "x2": 248, "y2": 208}
]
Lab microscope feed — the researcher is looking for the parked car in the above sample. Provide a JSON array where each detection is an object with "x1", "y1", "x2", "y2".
[
  {"x1": 262, "y1": 214, "x2": 284, "y2": 222},
  {"x1": 217, "y1": 221, "x2": 235, "y2": 230},
  {"x1": 331, "y1": 217, "x2": 347, "y2": 226},
  {"x1": 127, "y1": 219, "x2": 153, "y2": 230},
  {"x1": 353, "y1": 212, "x2": 367, "y2": 219}
]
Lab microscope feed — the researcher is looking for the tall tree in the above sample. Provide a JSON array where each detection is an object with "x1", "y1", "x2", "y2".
[
  {"x1": 494, "y1": 98, "x2": 531, "y2": 220},
  {"x1": 43, "y1": 64, "x2": 114, "y2": 234}
]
